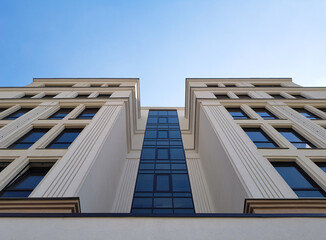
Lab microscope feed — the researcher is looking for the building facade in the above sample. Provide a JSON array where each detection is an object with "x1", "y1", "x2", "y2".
[{"x1": 0, "y1": 78, "x2": 326, "y2": 239}]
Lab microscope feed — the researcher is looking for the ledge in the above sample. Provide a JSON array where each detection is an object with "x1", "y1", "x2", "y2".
[
  {"x1": 244, "y1": 198, "x2": 326, "y2": 214},
  {"x1": 0, "y1": 197, "x2": 80, "y2": 213}
]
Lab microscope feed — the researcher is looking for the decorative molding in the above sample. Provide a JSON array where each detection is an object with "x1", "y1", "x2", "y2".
[
  {"x1": 0, "y1": 198, "x2": 80, "y2": 213},
  {"x1": 186, "y1": 157, "x2": 214, "y2": 213},
  {"x1": 112, "y1": 158, "x2": 140, "y2": 213},
  {"x1": 244, "y1": 199, "x2": 326, "y2": 214},
  {"x1": 32, "y1": 103, "x2": 124, "y2": 197},
  {"x1": 203, "y1": 104, "x2": 294, "y2": 198}
]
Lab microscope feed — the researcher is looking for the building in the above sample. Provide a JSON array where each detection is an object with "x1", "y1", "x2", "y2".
[{"x1": 0, "y1": 77, "x2": 326, "y2": 239}]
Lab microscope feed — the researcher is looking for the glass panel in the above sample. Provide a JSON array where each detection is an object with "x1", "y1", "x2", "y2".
[
  {"x1": 132, "y1": 198, "x2": 152, "y2": 208},
  {"x1": 172, "y1": 174, "x2": 191, "y2": 192},
  {"x1": 157, "y1": 149, "x2": 168, "y2": 159},
  {"x1": 170, "y1": 148, "x2": 185, "y2": 159},
  {"x1": 158, "y1": 131, "x2": 168, "y2": 139},
  {"x1": 141, "y1": 148, "x2": 156, "y2": 159},
  {"x1": 135, "y1": 174, "x2": 154, "y2": 192},
  {"x1": 173, "y1": 198, "x2": 194, "y2": 208},
  {"x1": 274, "y1": 166, "x2": 314, "y2": 189},
  {"x1": 153, "y1": 198, "x2": 172, "y2": 208},
  {"x1": 294, "y1": 190, "x2": 325, "y2": 198},
  {"x1": 156, "y1": 175, "x2": 170, "y2": 192},
  {"x1": 76, "y1": 108, "x2": 99, "y2": 119}
]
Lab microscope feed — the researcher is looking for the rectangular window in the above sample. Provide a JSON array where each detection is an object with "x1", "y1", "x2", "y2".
[
  {"x1": 224, "y1": 84, "x2": 236, "y2": 87},
  {"x1": 76, "y1": 94, "x2": 90, "y2": 98},
  {"x1": 0, "y1": 163, "x2": 54, "y2": 198},
  {"x1": 48, "y1": 108, "x2": 74, "y2": 119},
  {"x1": 291, "y1": 94, "x2": 306, "y2": 99},
  {"x1": 97, "y1": 94, "x2": 111, "y2": 98},
  {"x1": 252, "y1": 108, "x2": 278, "y2": 119},
  {"x1": 215, "y1": 94, "x2": 229, "y2": 99},
  {"x1": 316, "y1": 162, "x2": 326, "y2": 173},
  {"x1": 21, "y1": 94, "x2": 36, "y2": 98},
  {"x1": 42, "y1": 94, "x2": 57, "y2": 99},
  {"x1": 0, "y1": 162, "x2": 10, "y2": 172},
  {"x1": 236, "y1": 94, "x2": 251, "y2": 99},
  {"x1": 46, "y1": 128, "x2": 83, "y2": 149},
  {"x1": 226, "y1": 108, "x2": 250, "y2": 119},
  {"x1": 243, "y1": 128, "x2": 279, "y2": 148},
  {"x1": 276, "y1": 128, "x2": 316, "y2": 148},
  {"x1": 76, "y1": 108, "x2": 99, "y2": 119},
  {"x1": 270, "y1": 94, "x2": 285, "y2": 99},
  {"x1": 272, "y1": 162, "x2": 326, "y2": 198},
  {"x1": 3, "y1": 108, "x2": 33, "y2": 120},
  {"x1": 8, "y1": 128, "x2": 49, "y2": 149},
  {"x1": 293, "y1": 108, "x2": 320, "y2": 120}
]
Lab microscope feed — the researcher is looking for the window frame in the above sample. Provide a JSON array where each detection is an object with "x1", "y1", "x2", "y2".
[
  {"x1": 243, "y1": 127, "x2": 279, "y2": 148},
  {"x1": 275, "y1": 128, "x2": 317, "y2": 149}
]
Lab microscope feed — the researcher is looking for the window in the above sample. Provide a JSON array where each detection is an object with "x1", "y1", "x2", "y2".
[
  {"x1": 48, "y1": 108, "x2": 74, "y2": 119},
  {"x1": 132, "y1": 110, "x2": 194, "y2": 214},
  {"x1": 270, "y1": 94, "x2": 285, "y2": 99},
  {"x1": 215, "y1": 94, "x2": 229, "y2": 99},
  {"x1": 8, "y1": 128, "x2": 50, "y2": 149},
  {"x1": 276, "y1": 128, "x2": 316, "y2": 148},
  {"x1": 318, "y1": 108, "x2": 326, "y2": 113},
  {"x1": 3, "y1": 108, "x2": 33, "y2": 120},
  {"x1": 243, "y1": 128, "x2": 278, "y2": 148},
  {"x1": 252, "y1": 108, "x2": 278, "y2": 119},
  {"x1": 0, "y1": 162, "x2": 10, "y2": 172},
  {"x1": 226, "y1": 108, "x2": 250, "y2": 119},
  {"x1": 291, "y1": 94, "x2": 306, "y2": 99},
  {"x1": 0, "y1": 108, "x2": 7, "y2": 113},
  {"x1": 97, "y1": 94, "x2": 111, "y2": 98},
  {"x1": 46, "y1": 128, "x2": 83, "y2": 149},
  {"x1": 236, "y1": 94, "x2": 251, "y2": 99},
  {"x1": 76, "y1": 108, "x2": 99, "y2": 119},
  {"x1": 76, "y1": 94, "x2": 90, "y2": 98},
  {"x1": 224, "y1": 84, "x2": 236, "y2": 87},
  {"x1": 0, "y1": 163, "x2": 53, "y2": 198},
  {"x1": 293, "y1": 108, "x2": 320, "y2": 120},
  {"x1": 42, "y1": 94, "x2": 57, "y2": 99},
  {"x1": 21, "y1": 94, "x2": 35, "y2": 98},
  {"x1": 272, "y1": 162, "x2": 326, "y2": 198},
  {"x1": 206, "y1": 84, "x2": 218, "y2": 87},
  {"x1": 315, "y1": 162, "x2": 326, "y2": 173}
]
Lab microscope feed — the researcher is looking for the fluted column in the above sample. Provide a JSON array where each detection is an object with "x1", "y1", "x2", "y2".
[{"x1": 201, "y1": 101, "x2": 295, "y2": 199}]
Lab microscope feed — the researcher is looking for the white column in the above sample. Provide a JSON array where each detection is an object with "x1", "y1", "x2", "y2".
[
  {"x1": 200, "y1": 101, "x2": 295, "y2": 201},
  {"x1": 32, "y1": 101, "x2": 129, "y2": 213}
]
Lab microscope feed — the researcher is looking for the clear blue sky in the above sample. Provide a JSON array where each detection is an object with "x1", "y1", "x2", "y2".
[{"x1": 0, "y1": 0, "x2": 326, "y2": 107}]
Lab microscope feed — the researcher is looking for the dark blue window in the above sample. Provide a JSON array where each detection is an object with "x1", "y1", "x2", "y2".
[
  {"x1": 48, "y1": 108, "x2": 74, "y2": 119},
  {"x1": 243, "y1": 128, "x2": 278, "y2": 148},
  {"x1": 46, "y1": 128, "x2": 83, "y2": 149},
  {"x1": 293, "y1": 108, "x2": 320, "y2": 120},
  {"x1": 132, "y1": 110, "x2": 194, "y2": 214},
  {"x1": 0, "y1": 162, "x2": 10, "y2": 173},
  {"x1": 3, "y1": 108, "x2": 33, "y2": 120},
  {"x1": 0, "y1": 163, "x2": 53, "y2": 198},
  {"x1": 226, "y1": 108, "x2": 250, "y2": 119},
  {"x1": 316, "y1": 162, "x2": 326, "y2": 173},
  {"x1": 8, "y1": 128, "x2": 49, "y2": 149},
  {"x1": 76, "y1": 108, "x2": 99, "y2": 119},
  {"x1": 276, "y1": 128, "x2": 316, "y2": 148},
  {"x1": 272, "y1": 162, "x2": 326, "y2": 198},
  {"x1": 252, "y1": 108, "x2": 277, "y2": 119}
]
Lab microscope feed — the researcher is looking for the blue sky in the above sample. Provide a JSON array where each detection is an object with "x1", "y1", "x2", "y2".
[{"x1": 0, "y1": 0, "x2": 326, "y2": 107}]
